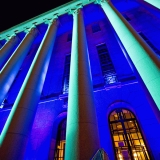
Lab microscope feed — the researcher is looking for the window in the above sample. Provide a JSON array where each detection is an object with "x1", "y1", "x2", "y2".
[
  {"x1": 139, "y1": 32, "x2": 160, "y2": 57},
  {"x1": 96, "y1": 43, "x2": 118, "y2": 85},
  {"x1": 67, "y1": 33, "x2": 72, "y2": 42},
  {"x1": 92, "y1": 23, "x2": 101, "y2": 33},
  {"x1": 109, "y1": 109, "x2": 151, "y2": 160},
  {"x1": 54, "y1": 119, "x2": 67, "y2": 160},
  {"x1": 62, "y1": 55, "x2": 71, "y2": 94}
]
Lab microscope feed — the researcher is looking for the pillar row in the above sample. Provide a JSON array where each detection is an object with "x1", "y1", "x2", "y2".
[
  {"x1": 99, "y1": 0, "x2": 160, "y2": 110},
  {"x1": 0, "y1": 35, "x2": 20, "y2": 70},
  {"x1": 65, "y1": 8, "x2": 100, "y2": 160},
  {"x1": 0, "y1": 19, "x2": 59, "y2": 160},
  {"x1": 0, "y1": 27, "x2": 38, "y2": 105}
]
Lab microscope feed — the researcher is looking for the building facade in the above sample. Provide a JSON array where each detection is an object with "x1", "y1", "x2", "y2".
[{"x1": 0, "y1": 0, "x2": 160, "y2": 159}]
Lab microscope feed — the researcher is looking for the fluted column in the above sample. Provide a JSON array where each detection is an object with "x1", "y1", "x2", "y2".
[
  {"x1": 0, "y1": 27, "x2": 38, "y2": 105},
  {"x1": 98, "y1": 0, "x2": 160, "y2": 109},
  {"x1": 0, "y1": 18, "x2": 59, "y2": 160},
  {"x1": 0, "y1": 35, "x2": 20, "y2": 70},
  {"x1": 65, "y1": 8, "x2": 100, "y2": 160}
]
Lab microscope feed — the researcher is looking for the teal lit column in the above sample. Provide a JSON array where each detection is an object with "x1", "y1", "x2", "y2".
[
  {"x1": 65, "y1": 8, "x2": 100, "y2": 160},
  {"x1": 144, "y1": 0, "x2": 160, "y2": 9},
  {"x1": 0, "y1": 27, "x2": 38, "y2": 105},
  {"x1": 0, "y1": 18, "x2": 59, "y2": 160},
  {"x1": 0, "y1": 35, "x2": 19, "y2": 70},
  {"x1": 98, "y1": 0, "x2": 160, "y2": 109}
]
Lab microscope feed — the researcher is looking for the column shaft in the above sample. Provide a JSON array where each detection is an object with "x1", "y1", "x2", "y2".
[
  {"x1": 65, "y1": 9, "x2": 100, "y2": 160},
  {"x1": 0, "y1": 28, "x2": 38, "y2": 105},
  {"x1": 0, "y1": 19, "x2": 58, "y2": 160},
  {"x1": 0, "y1": 36, "x2": 19, "y2": 70},
  {"x1": 100, "y1": 1, "x2": 160, "y2": 109}
]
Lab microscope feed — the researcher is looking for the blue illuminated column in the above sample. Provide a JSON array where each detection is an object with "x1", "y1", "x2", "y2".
[
  {"x1": 0, "y1": 35, "x2": 20, "y2": 70},
  {"x1": 65, "y1": 8, "x2": 100, "y2": 160},
  {"x1": 0, "y1": 27, "x2": 38, "y2": 105},
  {"x1": 98, "y1": 0, "x2": 160, "y2": 110},
  {"x1": 0, "y1": 18, "x2": 59, "y2": 159}
]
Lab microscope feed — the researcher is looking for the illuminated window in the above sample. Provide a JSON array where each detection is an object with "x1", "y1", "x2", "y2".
[
  {"x1": 96, "y1": 43, "x2": 118, "y2": 85},
  {"x1": 54, "y1": 119, "x2": 66, "y2": 160},
  {"x1": 109, "y1": 108, "x2": 151, "y2": 160},
  {"x1": 62, "y1": 55, "x2": 71, "y2": 94}
]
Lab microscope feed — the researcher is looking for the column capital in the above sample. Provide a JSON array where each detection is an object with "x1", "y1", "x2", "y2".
[
  {"x1": 30, "y1": 27, "x2": 39, "y2": 37},
  {"x1": 24, "y1": 25, "x2": 39, "y2": 37},
  {"x1": 8, "y1": 34, "x2": 20, "y2": 44},
  {"x1": 44, "y1": 16, "x2": 59, "y2": 26},
  {"x1": 68, "y1": 4, "x2": 83, "y2": 15},
  {"x1": 95, "y1": 0, "x2": 110, "y2": 5}
]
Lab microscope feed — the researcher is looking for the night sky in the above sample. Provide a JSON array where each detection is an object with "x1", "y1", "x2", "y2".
[{"x1": 0, "y1": 0, "x2": 71, "y2": 32}]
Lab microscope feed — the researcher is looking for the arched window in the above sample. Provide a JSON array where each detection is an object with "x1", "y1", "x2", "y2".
[
  {"x1": 109, "y1": 108, "x2": 151, "y2": 160},
  {"x1": 54, "y1": 119, "x2": 66, "y2": 160}
]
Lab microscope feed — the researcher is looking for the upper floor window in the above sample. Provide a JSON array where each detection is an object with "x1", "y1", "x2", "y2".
[
  {"x1": 62, "y1": 54, "x2": 71, "y2": 94},
  {"x1": 109, "y1": 108, "x2": 151, "y2": 160},
  {"x1": 92, "y1": 23, "x2": 101, "y2": 33},
  {"x1": 96, "y1": 43, "x2": 118, "y2": 85},
  {"x1": 139, "y1": 32, "x2": 160, "y2": 57},
  {"x1": 67, "y1": 33, "x2": 72, "y2": 42}
]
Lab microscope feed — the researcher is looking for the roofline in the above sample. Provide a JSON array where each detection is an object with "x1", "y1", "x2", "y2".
[{"x1": 0, "y1": 0, "x2": 95, "y2": 40}]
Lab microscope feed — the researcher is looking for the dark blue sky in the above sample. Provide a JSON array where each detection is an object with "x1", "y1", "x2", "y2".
[{"x1": 0, "y1": 0, "x2": 71, "y2": 32}]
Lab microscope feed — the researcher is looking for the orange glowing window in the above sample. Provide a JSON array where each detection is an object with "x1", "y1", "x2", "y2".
[{"x1": 109, "y1": 108, "x2": 151, "y2": 160}]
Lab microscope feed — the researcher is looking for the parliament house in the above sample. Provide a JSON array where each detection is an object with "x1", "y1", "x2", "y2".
[{"x1": 0, "y1": 0, "x2": 160, "y2": 159}]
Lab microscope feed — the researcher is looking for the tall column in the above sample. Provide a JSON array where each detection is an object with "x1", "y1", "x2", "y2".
[
  {"x1": 65, "y1": 8, "x2": 100, "y2": 160},
  {"x1": 0, "y1": 27, "x2": 38, "y2": 105},
  {"x1": 114, "y1": 30, "x2": 160, "y2": 123},
  {"x1": 144, "y1": 0, "x2": 160, "y2": 9},
  {"x1": 98, "y1": 0, "x2": 160, "y2": 110},
  {"x1": 0, "y1": 35, "x2": 20, "y2": 70},
  {"x1": 0, "y1": 18, "x2": 59, "y2": 160}
]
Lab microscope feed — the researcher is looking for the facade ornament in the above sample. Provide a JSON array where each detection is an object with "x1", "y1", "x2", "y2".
[
  {"x1": 68, "y1": 4, "x2": 83, "y2": 15},
  {"x1": 44, "y1": 14, "x2": 59, "y2": 26},
  {"x1": 29, "y1": 26, "x2": 39, "y2": 37},
  {"x1": 8, "y1": 34, "x2": 20, "y2": 44},
  {"x1": 95, "y1": 0, "x2": 110, "y2": 5}
]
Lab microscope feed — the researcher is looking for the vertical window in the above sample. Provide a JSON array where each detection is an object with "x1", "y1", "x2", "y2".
[
  {"x1": 96, "y1": 43, "x2": 118, "y2": 85},
  {"x1": 54, "y1": 119, "x2": 67, "y2": 160},
  {"x1": 139, "y1": 32, "x2": 160, "y2": 57},
  {"x1": 67, "y1": 33, "x2": 72, "y2": 42},
  {"x1": 62, "y1": 55, "x2": 71, "y2": 94},
  {"x1": 109, "y1": 108, "x2": 151, "y2": 160},
  {"x1": 92, "y1": 23, "x2": 101, "y2": 33}
]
